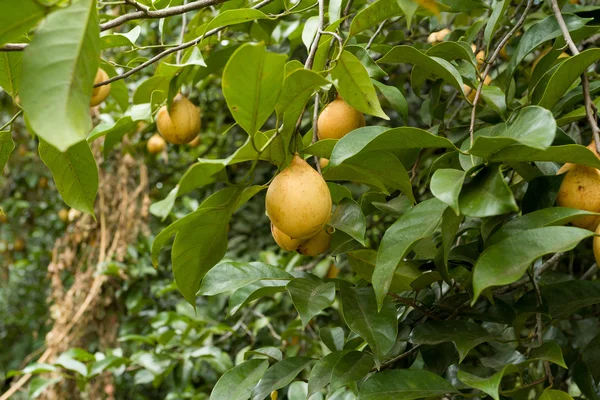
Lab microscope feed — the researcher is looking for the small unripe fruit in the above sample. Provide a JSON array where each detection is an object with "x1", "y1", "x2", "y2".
[
  {"x1": 427, "y1": 28, "x2": 451, "y2": 44},
  {"x1": 147, "y1": 134, "x2": 166, "y2": 154},
  {"x1": 317, "y1": 97, "x2": 365, "y2": 140},
  {"x1": 156, "y1": 94, "x2": 201, "y2": 144},
  {"x1": 271, "y1": 223, "x2": 306, "y2": 251},
  {"x1": 298, "y1": 228, "x2": 332, "y2": 256},
  {"x1": 91, "y1": 68, "x2": 111, "y2": 106},
  {"x1": 266, "y1": 154, "x2": 332, "y2": 239},
  {"x1": 465, "y1": 75, "x2": 493, "y2": 103},
  {"x1": 58, "y1": 208, "x2": 69, "y2": 223},
  {"x1": 319, "y1": 158, "x2": 329, "y2": 169}
]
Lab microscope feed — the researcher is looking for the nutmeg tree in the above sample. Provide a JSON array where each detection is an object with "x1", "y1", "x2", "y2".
[{"x1": 2, "y1": 0, "x2": 600, "y2": 399}]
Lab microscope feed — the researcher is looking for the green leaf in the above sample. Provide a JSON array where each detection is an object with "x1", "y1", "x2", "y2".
[
  {"x1": 100, "y1": 26, "x2": 140, "y2": 49},
  {"x1": 222, "y1": 43, "x2": 287, "y2": 136},
  {"x1": 329, "y1": 126, "x2": 458, "y2": 167},
  {"x1": 251, "y1": 357, "x2": 313, "y2": 400},
  {"x1": 308, "y1": 351, "x2": 346, "y2": 397},
  {"x1": 29, "y1": 377, "x2": 62, "y2": 399},
  {"x1": 524, "y1": 280, "x2": 600, "y2": 318},
  {"x1": 151, "y1": 187, "x2": 242, "y2": 305},
  {"x1": 320, "y1": 327, "x2": 345, "y2": 352},
  {"x1": 457, "y1": 365, "x2": 517, "y2": 400},
  {"x1": 328, "y1": 198, "x2": 367, "y2": 245},
  {"x1": 375, "y1": 198, "x2": 447, "y2": 308},
  {"x1": 38, "y1": 139, "x2": 98, "y2": 216},
  {"x1": 530, "y1": 342, "x2": 567, "y2": 369},
  {"x1": 359, "y1": 369, "x2": 457, "y2": 400},
  {"x1": 330, "y1": 351, "x2": 374, "y2": 391},
  {"x1": 340, "y1": 285, "x2": 398, "y2": 363},
  {"x1": 539, "y1": 390, "x2": 575, "y2": 400},
  {"x1": 410, "y1": 321, "x2": 494, "y2": 362},
  {"x1": 332, "y1": 51, "x2": 388, "y2": 119},
  {"x1": 0, "y1": 0, "x2": 47, "y2": 46},
  {"x1": 489, "y1": 143, "x2": 600, "y2": 169},
  {"x1": 210, "y1": 360, "x2": 269, "y2": 400},
  {"x1": 372, "y1": 80, "x2": 408, "y2": 122},
  {"x1": 201, "y1": 261, "x2": 292, "y2": 296},
  {"x1": 0, "y1": 52, "x2": 22, "y2": 97},
  {"x1": 287, "y1": 278, "x2": 336, "y2": 328},
  {"x1": 533, "y1": 49, "x2": 600, "y2": 109},
  {"x1": 0, "y1": 131, "x2": 15, "y2": 173},
  {"x1": 480, "y1": 85, "x2": 507, "y2": 117},
  {"x1": 88, "y1": 115, "x2": 140, "y2": 157},
  {"x1": 202, "y1": 8, "x2": 268, "y2": 36},
  {"x1": 21, "y1": 0, "x2": 100, "y2": 152},
  {"x1": 458, "y1": 165, "x2": 518, "y2": 218},
  {"x1": 349, "y1": 0, "x2": 401, "y2": 37},
  {"x1": 229, "y1": 279, "x2": 290, "y2": 316},
  {"x1": 430, "y1": 169, "x2": 465, "y2": 214},
  {"x1": 583, "y1": 334, "x2": 600, "y2": 382},
  {"x1": 484, "y1": 0, "x2": 510, "y2": 50},
  {"x1": 348, "y1": 249, "x2": 421, "y2": 292},
  {"x1": 472, "y1": 227, "x2": 594, "y2": 303},
  {"x1": 149, "y1": 187, "x2": 178, "y2": 221},
  {"x1": 488, "y1": 207, "x2": 599, "y2": 246},
  {"x1": 378, "y1": 46, "x2": 466, "y2": 96},
  {"x1": 302, "y1": 16, "x2": 320, "y2": 50}
]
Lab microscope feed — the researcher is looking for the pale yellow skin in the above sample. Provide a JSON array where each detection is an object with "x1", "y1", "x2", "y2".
[
  {"x1": 188, "y1": 135, "x2": 201, "y2": 148},
  {"x1": 319, "y1": 158, "x2": 329, "y2": 169},
  {"x1": 317, "y1": 97, "x2": 365, "y2": 140},
  {"x1": 298, "y1": 229, "x2": 332, "y2": 256},
  {"x1": 271, "y1": 223, "x2": 306, "y2": 251},
  {"x1": 427, "y1": 28, "x2": 451, "y2": 44},
  {"x1": 58, "y1": 208, "x2": 69, "y2": 223},
  {"x1": 157, "y1": 94, "x2": 201, "y2": 144},
  {"x1": 532, "y1": 49, "x2": 569, "y2": 71},
  {"x1": 465, "y1": 75, "x2": 492, "y2": 102},
  {"x1": 266, "y1": 154, "x2": 332, "y2": 239},
  {"x1": 557, "y1": 161, "x2": 600, "y2": 230},
  {"x1": 147, "y1": 134, "x2": 166, "y2": 154},
  {"x1": 90, "y1": 68, "x2": 111, "y2": 106}
]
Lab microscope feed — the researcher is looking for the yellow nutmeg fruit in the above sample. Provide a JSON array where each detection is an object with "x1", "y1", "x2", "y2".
[
  {"x1": 156, "y1": 94, "x2": 201, "y2": 144},
  {"x1": 298, "y1": 228, "x2": 332, "y2": 256},
  {"x1": 428, "y1": 28, "x2": 451, "y2": 43},
  {"x1": 147, "y1": 134, "x2": 166, "y2": 154},
  {"x1": 188, "y1": 135, "x2": 201, "y2": 148},
  {"x1": 271, "y1": 223, "x2": 306, "y2": 251},
  {"x1": 90, "y1": 68, "x2": 111, "y2": 106},
  {"x1": 58, "y1": 208, "x2": 69, "y2": 223},
  {"x1": 266, "y1": 154, "x2": 332, "y2": 239},
  {"x1": 465, "y1": 75, "x2": 493, "y2": 103},
  {"x1": 317, "y1": 96, "x2": 365, "y2": 140},
  {"x1": 319, "y1": 158, "x2": 329, "y2": 169}
]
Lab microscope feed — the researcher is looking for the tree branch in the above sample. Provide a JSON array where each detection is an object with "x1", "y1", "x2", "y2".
[
  {"x1": 469, "y1": 0, "x2": 533, "y2": 145},
  {"x1": 123, "y1": 0, "x2": 149, "y2": 13},
  {"x1": 550, "y1": 0, "x2": 600, "y2": 154}
]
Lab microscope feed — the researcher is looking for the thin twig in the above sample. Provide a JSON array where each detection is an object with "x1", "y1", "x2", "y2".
[
  {"x1": 94, "y1": 0, "x2": 274, "y2": 87},
  {"x1": 493, "y1": 253, "x2": 563, "y2": 295},
  {"x1": 469, "y1": 0, "x2": 534, "y2": 145},
  {"x1": 366, "y1": 21, "x2": 386, "y2": 50},
  {"x1": 550, "y1": 0, "x2": 600, "y2": 154},
  {"x1": 389, "y1": 293, "x2": 441, "y2": 320},
  {"x1": 376, "y1": 344, "x2": 422, "y2": 370},
  {"x1": 0, "y1": 110, "x2": 22, "y2": 131},
  {"x1": 312, "y1": 93, "x2": 322, "y2": 174},
  {"x1": 304, "y1": 0, "x2": 326, "y2": 71},
  {"x1": 500, "y1": 377, "x2": 547, "y2": 396},
  {"x1": 581, "y1": 264, "x2": 598, "y2": 280}
]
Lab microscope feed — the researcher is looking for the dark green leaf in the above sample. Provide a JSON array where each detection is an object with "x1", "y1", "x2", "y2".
[
  {"x1": 458, "y1": 165, "x2": 518, "y2": 218},
  {"x1": 251, "y1": 357, "x2": 312, "y2": 400},
  {"x1": 308, "y1": 351, "x2": 346, "y2": 397},
  {"x1": 430, "y1": 169, "x2": 465, "y2": 214},
  {"x1": 349, "y1": 0, "x2": 400, "y2": 37},
  {"x1": 359, "y1": 369, "x2": 457, "y2": 400},
  {"x1": 330, "y1": 351, "x2": 374, "y2": 390},
  {"x1": 320, "y1": 327, "x2": 345, "y2": 352},
  {"x1": 210, "y1": 360, "x2": 269, "y2": 400},
  {"x1": 328, "y1": 198, "x2": 367, "y2": 245},
  {"x1": 287, "y1": 278, "x2": 336, "y2": 328}
]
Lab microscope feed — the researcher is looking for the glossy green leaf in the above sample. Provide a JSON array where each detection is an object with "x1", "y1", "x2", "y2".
[
  {"x1": 21, "y1": 0, "x2": 100, "y2": 152},
  {"x1": 557, "y1": 97, "x2": 600, "y2": 126},
  {"x1": 489, "y1": 143, "x2": 600, "y2": 169},
  {"x1": 534, "y1": 49, "x2": 600, "y2": 109},
  {"x1": 201, "y1": 261, "x2": 292, "y2": 296},
  {"x1": 340, "y1": 285, "x2": 397, "y2": 362},
  {"x1": 458, "y1": 165, "x2": 518, "y2": 218},
  {"x1": 287, "y1": 278, "x2": 335, "y2": 328},
  {"x1": 484, "y1": 0, "x2": 510, "y2": 50},
  {"x1": 320, "y1": 327, "x2": 345, "y2": 352},
  {"x1": 0, "y1": 131, "x2": 15, "y2": 173},
  {"x1": 480, "y1": 85, "x2": 507, "y2": 117},
  {"x1": 530, "y1": 342, "x2": 567, "y2": 369},
  {"x1": 348, "y1": 249, "x2": 421, "y2": 292},
  {"x1": 222, "y1": 43, "x2": 287, "y2": 136},
  {"x1": 375, "y1": 198, "x2": 447, "y2": 308},
  {"x1": 378, "y1": 46, "x2": 466, "y2": 96},
  {"x1": 38, "y1": 139, "x2": 98, "y2": 217},
  {"x1": 328, "y1": 198, "x2": 367, "y2": 245},
  {"x1": 29, "y1": 377, "x2": 62, "y2": 399},
  {"x1": 151, "y1": 187, "x2": 242, "y2": 305},
  {"x1": 308, "y1": 351, "x2": 346, "y2": 397},
  {"x1": 534, "y1": 280, "x2": 600, "y2": 318},
  {"x1": 359, "y1": 369, "x2": 457, "y2": 400},
  {"x1": 100, "y1": 26, "x2": 140, "y2": 49},
  {"x1": 472, "y1": 227, "x2": 594, "y2": 302},
  {"x1": 410, "y1": 321, "x2": 494, "y2": 362},
  {"x1": 251, "y1": 357, "x2": 313, "y2": 400},
  {"x1": 210, "y1": 360, "x2": 269, "y2": 400},
  {"x1": 0, "y1": 0, "x2": 46, "y2": 46},
  {"x1": 202, "y1": 8, "x2": 268, "y2": 36},
  {"x1": 330, "y1": 351, "x2": 374, "y2": 390},
  {"x1": 583, "y1": 334, "x2": 600, "y2": 381},
  {"x1": 457, "y1": 365, "x2": 517, "y2": 400},
  {"x1": 0, "y1": 52, "x2": 22, "y2": 97},
  {"x1": 349, "y1": 0, "x2": 401, "y2": 37},
  {"x1": 430, "y1": 169, "x2": 465, "y2": 214},
  {"x1": 229, "y1": 279, "x2": 290, "y2": 316},
  {"x1": 302, "y1": 16, "x2": 320, "y2": 50},
  {"x1": 332, "y1": 51, "x2": 388, "y2": 119},
  {"x1": 372, "y1": 79, "x2": 408, "y2": 122},
  {"x1": 539, "y1": 390, "x2": 575, "y2": 400}
]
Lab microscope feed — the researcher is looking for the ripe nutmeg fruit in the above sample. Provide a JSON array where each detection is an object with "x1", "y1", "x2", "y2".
[
  {"x1": 317, "y1": 96, "x2": 365, "y2": 140},
  {"x1": 91, "y1": 68, "x2": 111, "y2": 106},
  {"x1": 147, "y1": 134, "x2": 166, "y2": 154},
  {"x1": 156, "y1": 94, "x2": 201, "y2": 144}
]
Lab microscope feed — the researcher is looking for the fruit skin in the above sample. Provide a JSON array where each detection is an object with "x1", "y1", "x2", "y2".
[
  {"x1": 427, "y1": 28, "x2": 451, "y2": 44},
  {"x1": 266, "y1": 154, "x2": 332, "y2": 239},
  {"x1": 91, "y1": 68, "x2": 111, "y2": 106},
  {"x1": 298, "y1": 228, "x2": 332, "y2": 256},
  {"x1": 271, "y1": 223, "x2": 306, "y2": 251},
  {"x1": 557, "y1": 143, "x2": 600, "y2": 230},
  {"x1": 465, "y1": 75, "x2": 493, "y2": 102},
  {"x1": 188, "y1": 135, "x2": 201, "y2": 148},
  {"x1": 147, "y1": 134, "x2": 166, "y2": 154},
  {"x1": 317, "y1": 97, "x2": 365, "y2": 140},
  {"x1": 157, "y1": 94, "x2": 201, "y2": 144},
  {"x1": 319, "y1": 158, "x2": 329, "y2": 169},
  {"x1": 58, "y1": 208, "x2": 69, "y2": 223}
]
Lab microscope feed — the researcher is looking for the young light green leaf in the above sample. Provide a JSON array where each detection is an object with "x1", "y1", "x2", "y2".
[
  {"x1": 302, "y1": 16, "x2": 320, "y2": 50},
  {"x1": 375, "y1": 198, "x2": 447, "y2": 308},
  {"x1": 458, "y1": 165, "x2": 518, "y2": 218},
  {"x1": 410, "y1": 321, "x2": 495, "y2": 362},
  {"x1": 38, "y1": 139, "x2": 98, "y2": 217},
  {"x1": 372, "y1": 80, "x2": 408, "y2": 122},
  {"x1": 348, "y1": 249, "x2": 421, "y2": 292},
  {"x1": 472, "y1": 227, "x2": 594, "y2": 302},
  {"x1": 340, "y1": 285, "x2": 398, "y2": 362},
  {"x1": 330, "y1": 351, "x2": 374, "y2": 391},
  {"x1": 0, "y1": 131, "x2": 15, "y2": 173},
  {"x1": 359, "y1": 369, "x2": 457, "y2": 400},
  {"x1": 332, "y1": 51, "x2": 388, "y2": 119},
  {"x1": 202, "y1": 8, "x2": 268, "y2": 36},
  {"x1": 210, "y1": 360, "x2": 269, "y2": 400},
  {"x1": 430, "y1": 169, "x2": 465, "y2": 214},
  {"x1": 222, "y1": 43, "x2": 287, "y2": 136},
  {"x1": 100, "y1": 26, "x2": 141, "y2": 49},
  {"x1": 229, "y1": 279, "x2": 290, "y2": 316},
  {"x1": 0, "y1": 0, "x2": 46, "y2": 46},
  {"x1": 251, "y1": 357, "x2": 313, "y2": 400},
  {"x1": 21, "y1": 0, "x2": 100, "y2": 152},
  {"x1": 0, "y1": 52, "x2": 22, "y2": 97},
  {"x1": 287, "y1": 278, "x2": 336, "y2": 328},
  {"x1": 201, "y1": 261, "x2": 292, "y2": 296}
]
